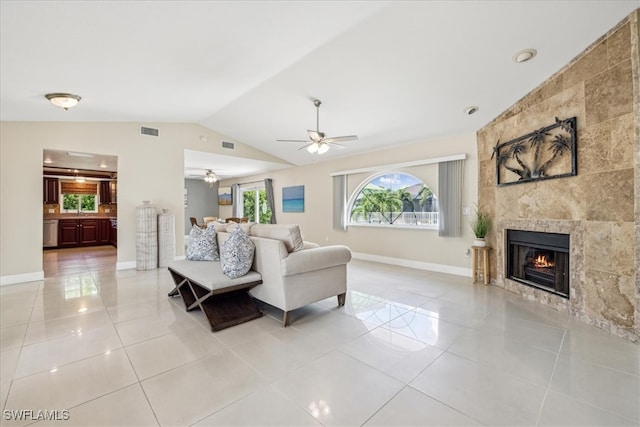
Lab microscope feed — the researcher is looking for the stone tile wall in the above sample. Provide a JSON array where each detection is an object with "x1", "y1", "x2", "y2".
[{"x1": 477, "y1": 10, "x2": 639, "y2": 342}]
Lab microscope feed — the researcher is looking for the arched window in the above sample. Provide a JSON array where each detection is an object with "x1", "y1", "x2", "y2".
[{"x1": 348, "y1": 172, "x2": 438, "y2": 228}]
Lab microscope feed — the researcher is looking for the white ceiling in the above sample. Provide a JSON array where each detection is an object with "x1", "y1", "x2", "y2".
[{"x1": 2, "y1": 1, "x2": 638, "y2": 174}]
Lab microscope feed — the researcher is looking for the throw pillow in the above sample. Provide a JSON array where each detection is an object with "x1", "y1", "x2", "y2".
[
  {"x1": 186, "y1": 224, "x2": 219, "y2": 261},
  {"x1": 220, "y1": 227, "x2": 255, "y2": 278},
  {"x1": 250, "y1": 224, "x2": 304, "y2": 252}
]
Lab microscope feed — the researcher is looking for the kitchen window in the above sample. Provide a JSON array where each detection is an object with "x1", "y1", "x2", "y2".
[{"x1": 60, "y1": 181, "x2": 98, "y2": 213}]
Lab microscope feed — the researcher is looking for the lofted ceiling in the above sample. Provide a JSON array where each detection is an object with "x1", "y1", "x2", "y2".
[{"x1": 2, "y1": 1, "x2": 638, "y2": 174}]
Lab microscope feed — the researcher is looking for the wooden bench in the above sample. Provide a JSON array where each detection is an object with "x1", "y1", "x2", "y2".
[{"x1": 167, "y1": 260, "x2": 263, "y2": 331}]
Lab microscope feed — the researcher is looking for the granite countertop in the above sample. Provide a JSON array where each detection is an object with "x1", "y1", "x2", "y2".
[{"x1": 44, "y1": 214, "x2": 116, "y2": 220}]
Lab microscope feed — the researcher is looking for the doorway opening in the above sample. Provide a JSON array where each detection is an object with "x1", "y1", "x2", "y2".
[{"x1": 42, "y1": 149, "x2": 118, "y2": 278}]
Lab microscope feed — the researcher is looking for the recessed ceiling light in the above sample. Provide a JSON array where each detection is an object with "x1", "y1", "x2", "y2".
[
  {"x1": 464, "y1": 106, "x2": 479, "y2": 115},
  {"x1": 99, "y1": 162, "x2": 108, "y2": 168},
  {"x1": 513, "y1": 49, "x2": 537, "y2": 63},
  {"x1": 44, "y1": 158, "x2": 53, "y2": 164}
]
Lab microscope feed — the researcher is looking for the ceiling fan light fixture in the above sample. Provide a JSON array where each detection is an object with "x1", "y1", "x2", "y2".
[
  {"x1": 45, "y1": 93, "x2": 81, "y2": 110},
  {"x1": 204, "y1": 170, "x2": 218, "y2": 187},
  {"x1": 317, "y1": 143, "x2": 330, "y2": 154},
  {"x1": 306, "y1": 143, "x2": 319, "y2": 154}
]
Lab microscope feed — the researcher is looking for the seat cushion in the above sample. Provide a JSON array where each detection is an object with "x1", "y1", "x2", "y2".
[
  {"x1": 168, "y1": 260, "x2": 261, "y2": 291},
  {"x1": 220, "y1": 227, "x2": 255, "y2": 279}
]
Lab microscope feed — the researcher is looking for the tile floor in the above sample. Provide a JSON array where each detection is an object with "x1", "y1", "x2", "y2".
[{"x1": 1, "y1": 246, "x2": 638, "y2": 426}]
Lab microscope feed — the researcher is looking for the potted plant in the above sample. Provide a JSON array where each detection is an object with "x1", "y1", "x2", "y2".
[{"x1": 470, "y1": 207, "x2": 491, "y2": 247}]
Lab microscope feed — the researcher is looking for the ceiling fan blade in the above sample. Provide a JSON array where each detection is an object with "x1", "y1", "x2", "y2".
[
  {"x1": 277, "y1": 139, "x2": 308, "y2": 143},
  {"x1": 297, "y1": 142, "x2": 317, "y2": 151},
  {"x1": 307, "y1": 130, "x2": 324, "y2": 142},
  {"x1": 323, "y1": 135, "x2": 358, "y2": 144}
]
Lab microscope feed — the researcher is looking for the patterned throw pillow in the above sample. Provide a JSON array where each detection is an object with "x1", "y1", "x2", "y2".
[
  {"x1": 186, "y1": 224, "x2": 219, "y2": 261},
  {"x1": 220, "y1": 227, "x2": 255, "y2": 278}
]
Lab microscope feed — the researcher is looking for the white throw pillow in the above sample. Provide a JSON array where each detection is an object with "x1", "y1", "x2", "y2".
[
  {"x1": 250, "y1": 224, "x2": 304, "y2": 252},
  {"x1": 220, "y1": 227, "x2": 255, "y2": 278},
  {"x1": 186, "y1": 224, "x2": 219, "y2": 261}
]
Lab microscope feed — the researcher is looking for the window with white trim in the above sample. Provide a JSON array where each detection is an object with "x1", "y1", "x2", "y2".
[
  {"x1": 348, "y1": 172, "x2": 438, "y2": 228},
  {"x1": 238, "y1": 182, "x2": 272, "y2": 224}
]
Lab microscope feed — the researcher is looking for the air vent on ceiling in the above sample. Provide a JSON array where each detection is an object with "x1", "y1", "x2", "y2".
[
  {"x1": 221, "y1": 141, "x2": 235, "y2": 150},
  {"x1": 140, "y1": 126, "x2": 159, "y2": 137}
]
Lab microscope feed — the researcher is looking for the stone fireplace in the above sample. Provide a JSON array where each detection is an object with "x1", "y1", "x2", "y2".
[
  {"x1": 476, "y1": 10, "x2": 639, "y2": 342},
  {"x1": 497, "y1": 220, "x2": 583, "y2": 314},
  {"x1": 506, "y1": 230, "x2": 570, "y2": 298}
]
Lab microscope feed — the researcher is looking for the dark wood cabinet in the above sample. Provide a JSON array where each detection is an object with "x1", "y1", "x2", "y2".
[
  {"x1": 43, "y1": 178, "x2": 59, "y2": 204},
  {"x1": 99, "y1": 180, "x2": 117, "y2": 204},
  {"x1": 100, "y1": 181, "x2": 111, "y2": 204},
  {"x1": 109, "y1": 221, "x2": 117, "y2": 247},
  {"x1": 58, "y1": 219, "x2": 80, "y2": 247},
  {"x1": 58, "y1": 218, "x2": 112, "y2": 247},
  {"x1": 98, "y1": 219, "x2": 111, "y2": 244},
  {"x1": 79, "y1": 219, "x2": 98, "y2": 245}
]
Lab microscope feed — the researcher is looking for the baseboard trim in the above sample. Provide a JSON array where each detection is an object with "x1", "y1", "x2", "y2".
[
  {"x1": 1, "y1": 271, "x2": 45, "y2": 286},
  {"x1": 351, "y1": 252, "x2": 472, "y2": 277},
  {"x1": 116, "y1": 261, "x2": 136, "y2": 270}
]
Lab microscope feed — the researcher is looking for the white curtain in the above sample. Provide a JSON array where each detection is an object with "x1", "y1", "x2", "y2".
[
  {"x1": 333, "y1": 175, "x2": 347, "y2": 230},
  {"x1": 231, "y1": 183, "x2": 241, "y2": 217},
  {"x1": 438, "y1": 159, "x2": 464, "y2": 237}
]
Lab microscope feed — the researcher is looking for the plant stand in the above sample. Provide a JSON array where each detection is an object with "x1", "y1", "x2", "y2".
[{"x1": 472, "y1": 245, "x2": 491, "y2": 285}]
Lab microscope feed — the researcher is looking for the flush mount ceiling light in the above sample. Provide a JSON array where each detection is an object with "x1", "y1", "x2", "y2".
[
  {"x1": 203, "y1": 170, "x2": 218, "y2": 187},
  {"x1": 99, "y1": 161, "x2": 108, "y2": 168},
  {"x1": 43, "y1": 157, "x2": 53, "y2": 164},
  {"x1": 512, "y1": 49, "x2": 537, "y2": 63},
  {"x1": 45, "y1": 93, "x2": 81, "y2": 110}
]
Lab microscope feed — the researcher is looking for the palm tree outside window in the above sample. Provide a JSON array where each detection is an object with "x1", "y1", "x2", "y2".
[{"x1": 349, "y1": 172, "x2": 438, "y2": 228}]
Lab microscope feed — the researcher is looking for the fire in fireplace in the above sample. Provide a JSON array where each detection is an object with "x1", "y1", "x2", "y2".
[{"x1": 507, "y1": 230, "x2": 570, "y2": 298}]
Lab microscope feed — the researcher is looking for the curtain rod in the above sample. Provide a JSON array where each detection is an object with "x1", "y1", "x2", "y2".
[
  {"x1": 329, "y1": 153, "x2": 467, "y2": 176},
  {"x1": 236, "y1": 179, "x2": 266, "y2": 186}
]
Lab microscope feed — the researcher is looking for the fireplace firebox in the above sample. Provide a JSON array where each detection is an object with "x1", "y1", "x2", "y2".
[{"x1": 507, "y1": 230, "x2": 570, "y2": 298}]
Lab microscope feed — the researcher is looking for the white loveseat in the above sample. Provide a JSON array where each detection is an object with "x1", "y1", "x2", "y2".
[{"x1": 168, "y1": 223, "x2": 351, "y2": 329}]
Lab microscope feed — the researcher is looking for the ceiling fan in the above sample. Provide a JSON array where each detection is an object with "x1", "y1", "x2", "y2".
[
  {"x1": 185, "y1": 168, "x2": 229, "y2": 187},
  {"x1": 277, "y1": 99, "x2": 358, "y2": 154}
]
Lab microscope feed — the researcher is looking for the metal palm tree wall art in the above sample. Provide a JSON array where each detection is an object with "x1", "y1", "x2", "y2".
[{"x1": 492, "y1": 117, "x2": 577, "y2": 186}]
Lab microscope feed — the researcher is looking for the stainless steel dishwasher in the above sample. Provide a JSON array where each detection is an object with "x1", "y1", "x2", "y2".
[{"x1": 43, "y1": 219, "x2": 58, "y2": 248}]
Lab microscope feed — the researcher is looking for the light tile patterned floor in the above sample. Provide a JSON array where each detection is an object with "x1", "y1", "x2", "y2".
[{"x1": 0, "y1": 246, "x2": 638, "y2": 426}]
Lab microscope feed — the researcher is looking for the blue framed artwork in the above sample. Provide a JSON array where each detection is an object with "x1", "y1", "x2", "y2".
[{"x1": 282, "y1": 185, "x2": 304, "y2": 212}]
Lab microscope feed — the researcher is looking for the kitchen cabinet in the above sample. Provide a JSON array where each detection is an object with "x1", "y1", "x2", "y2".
[
  {"x1": 98, "y1": 219, "x2": 111, "y2": 244},
  {"x1": 43, "y1": 178, "x2": 59, "y2": 204},
  {"x1": 99, "y1": 180, "x2": 117, "y2": 204},
  {"x1": 58, "y1": 218, "x2": 108, "y2": 247},
  {"x1": 80, "y1": 219, "x2": 99, "y2": 245},
  {"x1": 58, "y1": 219, "x2": 80, "y2": 247},
  {"x1": 109, "y1": 220, "x2": 117, "y2": 247}
]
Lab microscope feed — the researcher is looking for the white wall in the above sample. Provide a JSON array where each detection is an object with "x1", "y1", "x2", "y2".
[
  {"x1": 0, "y1": 121, "x2": 287, "y2": 283},
  {"x1": 1, "y1": 121, "x2": 477, "y2": 283},
  {"x1": 220, "y1": 132, "x2": 478, "y2": 274}
]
